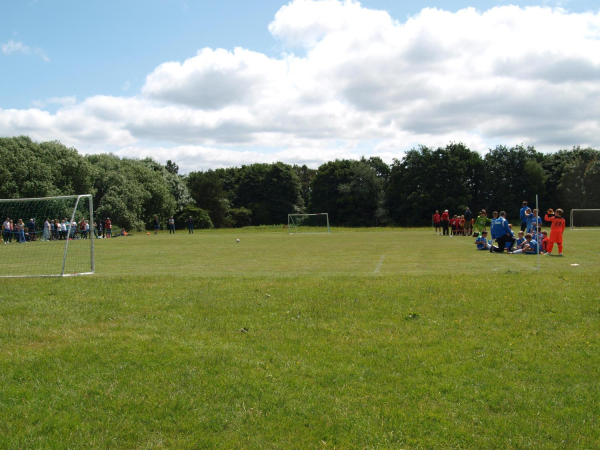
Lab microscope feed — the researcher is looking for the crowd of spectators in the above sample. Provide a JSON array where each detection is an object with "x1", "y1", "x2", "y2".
[{"x1": 2, "y1": 217, "x2": 94, "y2": 243}]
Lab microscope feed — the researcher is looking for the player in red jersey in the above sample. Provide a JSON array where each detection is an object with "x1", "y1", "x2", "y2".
[
  {"x1": 441, "y1": 210, "x2": 450, "y2": 235},
  {"x1": 433, "y1": 210, "x2": 441, "y2": 235},
  {"x1": 544, "y1": 208, "x2": 566, "y2": 256}
]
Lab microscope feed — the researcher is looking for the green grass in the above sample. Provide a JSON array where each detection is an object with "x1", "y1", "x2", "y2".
[{"x1": 1, "y1": 228, "x2": 599, "y2": 448}]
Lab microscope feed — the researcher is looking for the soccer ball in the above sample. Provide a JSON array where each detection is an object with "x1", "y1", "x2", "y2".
[{"x1": 236, "y1": 239, "x2": 240, "y2": 242}]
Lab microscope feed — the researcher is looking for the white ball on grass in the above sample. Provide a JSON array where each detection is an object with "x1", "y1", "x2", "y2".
[{"x1": 236, "y1": 239, "x2": 240, "y2": 242}]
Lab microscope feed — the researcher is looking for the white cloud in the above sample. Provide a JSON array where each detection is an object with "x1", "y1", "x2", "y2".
[
  {"x1": 31, "y1": 96, "x2": 77, "y2": 108},
  {"x1": 1, "y1": 39, "x2": 49, "y2": 62},
  {"x1": 114, "y1": 144, "x2": 375, "y2": 172},
  {"x1": 2, "y1": 1, "x2": 600, "y2": 173}
]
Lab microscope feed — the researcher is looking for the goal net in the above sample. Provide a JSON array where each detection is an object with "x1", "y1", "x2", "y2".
[
  {"x1": 570, "y1": 209, "x2": 600, "y2": 231},
  {"x1": 0, "y1": 195, "x2": 95, "y2": 277},
  {"x1": 288, "y1": 213, "x2": 331, "y2": 234}
]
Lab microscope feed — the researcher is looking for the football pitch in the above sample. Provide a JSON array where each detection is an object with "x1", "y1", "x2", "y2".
[{"x1": 1, "y1": 228, "x2": 599, "y2": 448}]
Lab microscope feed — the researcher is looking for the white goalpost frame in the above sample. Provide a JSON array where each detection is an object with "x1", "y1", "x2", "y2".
[
  {"x1": 288, "y1": 213, "x2": 331, "y2": 234},
  {"x1": 0, "y1": 194, "x2": 94, "y2": 278},
  {"x1": 570, "y1": 209, "x2": 600, "y2": 231}
]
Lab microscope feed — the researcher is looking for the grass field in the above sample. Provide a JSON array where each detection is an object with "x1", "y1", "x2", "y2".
[{"x1": 1, "y1": 228, "x2": 599, "y2": 448}]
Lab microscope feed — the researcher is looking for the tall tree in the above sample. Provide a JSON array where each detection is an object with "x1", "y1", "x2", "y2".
[
  {"x1": 387, "y1": 143, "x2": 483, "y2": 225},
  {"x1": 311, "y1": 160, "x2": 383, "y2": 226},
  {"x1": 165, "y1": 160, "x2": 179, "y2": 175},
  {"x1": 233, "y1": 163, "x2": 303, "y2": 225},
  {"x1": 292, "y1": 164, "x2": 317, "y2": 210},
  {"x1": 482, "y1": 145, "x2": 544, "y2": 219},
  {"x1": 186, "y1": 170, "x2": 230, "y2": 227}
]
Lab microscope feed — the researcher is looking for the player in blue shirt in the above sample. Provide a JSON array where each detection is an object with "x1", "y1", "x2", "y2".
[
  {"x1": 520, "y1": 201, "x2": 529, "y2": 231},
  {"x1": 528, "y1": 209, "x2": 542, "y2": 233},
  {"x1": 475, "y1": 231, "x2": 491, "y2": 250},
  {"x1": 513, "y1": 233, "x2": 538, "y2": 254},
  {"x1": 515, "y1": 231, "x2": 526, "y2": 250},
  {"x1": 490, "y1": 211, "x2": 515, "y2": 253}
]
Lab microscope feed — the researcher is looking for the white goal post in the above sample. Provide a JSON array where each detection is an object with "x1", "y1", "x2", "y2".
[
  {"x1": 570, "y1": 209, "x2": 600, "y2": 231},
  {"x1": 0, "y1": 194, "x2": 95, "y2": 277},
  {"x1": 288, "y1": 213, "x2": 331, "y2": 234}
]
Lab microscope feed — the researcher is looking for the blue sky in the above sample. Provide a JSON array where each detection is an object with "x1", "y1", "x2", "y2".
[{"x1": 1, "y1": 0, "x2": 599, "y2": 171}]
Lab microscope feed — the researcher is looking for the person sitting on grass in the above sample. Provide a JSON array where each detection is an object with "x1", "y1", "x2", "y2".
[
  {"x1": 513, "y1": 233, "x2": 538, "y2": 254},
  {"x1": 515, "y1": 231, "x2": 525, "y2": 250},
  {"x1": 475, "y1": 230, "x2": 491, "y2": 250},
  {"x1": 113, "y1": 228, "x2": 130, "y2": 237}
]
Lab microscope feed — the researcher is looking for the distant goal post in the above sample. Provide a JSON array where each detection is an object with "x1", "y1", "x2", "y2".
[
  {"x1": 0, "y1": 194, "x2": 95, "y2": 277},
  {"x1": 570, "y1": 209, "x2": 600, "y2": 231},
  {"x1": 288, "y1": 213, "x2": 331, "y2": 234}
]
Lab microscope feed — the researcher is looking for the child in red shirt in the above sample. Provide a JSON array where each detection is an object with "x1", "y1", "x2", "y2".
[
  {"x1": 450, "y1": 216, "x2": 458, "y2": 236},
  {"x1": 539, "y1": 231, "x2": 549, "y2": 253},
  {"x1": 433, "y1": 210, "x2": 441, "y2": 235}
]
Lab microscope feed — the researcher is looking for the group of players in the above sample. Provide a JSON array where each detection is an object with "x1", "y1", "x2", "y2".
[
  {"x1": 432, "y1": 208, "x2": 476, "y2": 236},
  {"x1": 433, "y1": 201, "x2": 566, "y2": 256}
]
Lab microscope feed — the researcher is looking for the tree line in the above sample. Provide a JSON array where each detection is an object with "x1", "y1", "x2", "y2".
[{"x1": 1, "y1": 136, "x2": 598, "y2": 229}]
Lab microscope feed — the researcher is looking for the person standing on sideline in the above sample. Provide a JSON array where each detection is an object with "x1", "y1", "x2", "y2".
[
  {"x1": 42, "y1": 218, "x2": 51, "y2": 241},
  {"x1": 187, "y1": 216, "x2": 194, "y2": 234},
  {"x1": 17, "y1": 219, "x2": 26, "y2": 243},
  {"x1": 168, "y1": 216, "x2": 175, "y2": 234},
  {"x1": 153, "y1": 215, "x2": 160, "y2": 234},
  {"x1": 490, "y1": 211, "x2": 515, "y2": 253},
  {"x1": 520, "y1": 201, "x2": 529, "y2": 232},
  {"x1": 433, "y1": 210, "x2": 441, "y2": 235},
  {"x1": 464, "y1": 207, "x2": 473, "y2": 236},
  {"x1": 105, "y1": 218, "x2": 112, "y2": 238},
  {"x1": 2, "y1": 217, "x2": 11, "y2": 243},
  {"x1": 473, "y1": 210, "x2": 491, "y2": 235},
  {"x1": 544, "y1": 208, "x2": 566, "y2": 256},
  {"x1": 27, "y1": 218, "x2": 36, "y2": 241},
  {"x1": 441, "y1": 210, "x2": 450, "y2": 235}
]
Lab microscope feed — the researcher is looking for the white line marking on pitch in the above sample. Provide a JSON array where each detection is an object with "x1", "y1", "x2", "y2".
[{"x1": 374, "y1": 255, "x2": 385, "y2": 273}]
